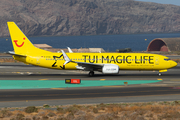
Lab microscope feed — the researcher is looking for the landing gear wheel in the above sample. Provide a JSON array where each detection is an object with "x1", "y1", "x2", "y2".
[
  {"x1": 89, "y1": 71, "x2": 94, "y2": 77},
  {"x1": 158, "y1": 73, "x2": 161, "y2": 76}
]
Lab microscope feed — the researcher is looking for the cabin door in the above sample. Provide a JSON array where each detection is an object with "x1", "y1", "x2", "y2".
[
  {"x1": 36, "y1": 56, "x2": 40, "y2": 64},
  {"x1": 155, "y1": 57, "x2": 159, "y2": 65}
]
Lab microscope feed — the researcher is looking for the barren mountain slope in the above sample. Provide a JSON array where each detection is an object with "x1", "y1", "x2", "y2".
[{"x1": 1, "y1": 0, "x2": 180, "y2": 37}]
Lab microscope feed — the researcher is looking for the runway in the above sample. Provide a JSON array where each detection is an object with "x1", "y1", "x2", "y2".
[{"x1": 0, "y1": 63, "x2": 180, "y2": 107}]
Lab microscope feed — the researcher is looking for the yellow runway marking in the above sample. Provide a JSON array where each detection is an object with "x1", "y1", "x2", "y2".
[
  {"x1": 86, "y1": 93, "x2": 102, "y2": 95},
  {"x1": 100, "y1": 79, "x2": 106, "y2": 81},
  {"x1": 103, "y1": 86, "x2": 124, "y2": 88},
  {"x1": 64, "y1": 94, "x2": 81, "y2": 95},
  {"x1": 103, "y1": 92, "x2": 119, "y2": 94},
  {"x1": 43, "y1": 94, "x2": 62, "y2": 96},
  {"x1": 51, "y1": 88, "x2": 66, "y2": 90},
  {"x1": 148, "y1": 84, "x2": 167, "y2": 86},
  {"x1": 39, "y1": 79, "x2": 48, "y2": 80}
]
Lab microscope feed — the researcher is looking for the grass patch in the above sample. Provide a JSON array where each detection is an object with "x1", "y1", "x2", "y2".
[{"x1": 24, "y1": 106, "x2": 38, "y2": 113}]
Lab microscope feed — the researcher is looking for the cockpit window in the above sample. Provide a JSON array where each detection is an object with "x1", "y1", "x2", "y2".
[{"x1": 164, "y1": 58, "x2": 171, "y2": 61}]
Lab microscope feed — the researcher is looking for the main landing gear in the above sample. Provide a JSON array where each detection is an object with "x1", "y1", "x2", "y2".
[{"x1": 89, "y1": 71, "x2": 94, "y2": 77}]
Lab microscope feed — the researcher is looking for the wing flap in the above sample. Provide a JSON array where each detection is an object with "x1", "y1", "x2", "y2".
[{"x1": 73, "y1": 61, "x2": 103, "y2": 70}]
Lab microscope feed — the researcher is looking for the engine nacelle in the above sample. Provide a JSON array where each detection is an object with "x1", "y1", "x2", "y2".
[{"x1": 102, "y1": 64, "x2": 119, "y2": 74}]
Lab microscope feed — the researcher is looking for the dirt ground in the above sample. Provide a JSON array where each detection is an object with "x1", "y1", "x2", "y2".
[{"x1": 0, "y1": 101, "x2": 180, "y2": 120}]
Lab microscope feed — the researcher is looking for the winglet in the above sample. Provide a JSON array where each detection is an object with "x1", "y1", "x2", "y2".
[
  {"x1": 67, "y1": 47, "x2": 73, "y2": 53},
  {"x1": 61, "y1": 50, "x2": 71, "y2": 65}
]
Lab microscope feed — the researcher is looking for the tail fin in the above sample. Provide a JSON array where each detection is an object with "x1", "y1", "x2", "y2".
[{"x1": 7, "y1": 22, "x2": 36, "y2": 55}]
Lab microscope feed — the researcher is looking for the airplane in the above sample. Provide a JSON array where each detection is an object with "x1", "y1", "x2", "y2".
[{"x1": 7, "y1": 22, "x2": 177, "y2": 76}]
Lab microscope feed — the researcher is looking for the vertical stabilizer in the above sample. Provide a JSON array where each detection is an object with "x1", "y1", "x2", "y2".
[{"x1": 7, "y1": 22, "x2": 36, "y2": 55}]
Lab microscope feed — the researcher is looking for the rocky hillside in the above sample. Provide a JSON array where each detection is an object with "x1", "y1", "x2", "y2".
[{"x1": 1, "y1": 0, "x2": 180, "y2": 37}]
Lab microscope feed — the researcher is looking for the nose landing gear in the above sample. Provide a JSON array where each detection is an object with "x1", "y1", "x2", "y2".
[{"x1": 158, "y1": 72, "x2": 161, "y2": 76}]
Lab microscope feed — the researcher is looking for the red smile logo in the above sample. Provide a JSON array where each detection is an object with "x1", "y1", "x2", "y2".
[{"x1": 13, "y1": 38, "x2": 25, "y2": 47}]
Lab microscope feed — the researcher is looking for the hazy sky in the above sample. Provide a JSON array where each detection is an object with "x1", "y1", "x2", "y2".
[{"x1": 135, "y1": 0, "x2": 180, "y2": 6}]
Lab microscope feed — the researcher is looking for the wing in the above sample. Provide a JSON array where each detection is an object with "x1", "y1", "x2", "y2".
[
  {"x1": 73, "y1": 61, "x2": 103, "y2": 71},
  {"x1": 61, "y1": 50, "x2": 103, "y2": 71}
]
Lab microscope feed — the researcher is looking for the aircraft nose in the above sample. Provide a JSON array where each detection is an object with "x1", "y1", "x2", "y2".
[{"x1": 171, "y1": 60, "x2": 177, "y2": 68}]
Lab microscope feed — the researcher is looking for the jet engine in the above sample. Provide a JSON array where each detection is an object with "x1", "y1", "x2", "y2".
[{"x1": 102, "y1": 64, "x2": 119, "y2": 74}]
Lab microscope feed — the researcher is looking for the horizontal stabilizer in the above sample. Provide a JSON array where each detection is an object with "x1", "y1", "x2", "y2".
[{"x1": 7, "y1": 51, "x2": 26, "y2": 57}]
